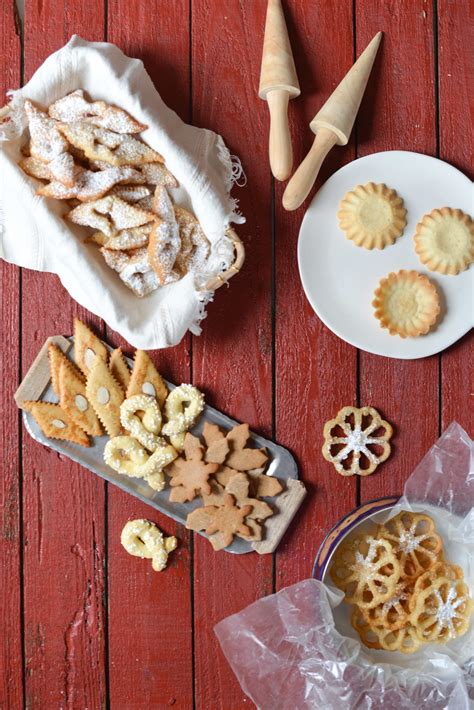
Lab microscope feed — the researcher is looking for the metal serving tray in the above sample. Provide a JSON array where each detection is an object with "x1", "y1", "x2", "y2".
[{"x1": 16, "y1": 335, "x2": 306, "y2": 554}]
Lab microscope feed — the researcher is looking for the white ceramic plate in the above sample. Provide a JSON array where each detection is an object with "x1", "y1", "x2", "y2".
[{"x1": 298, "y1": 151, "x2": 473, "y2": 359}]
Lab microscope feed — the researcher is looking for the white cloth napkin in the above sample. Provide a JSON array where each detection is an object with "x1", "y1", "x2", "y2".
[{"x1": 0, "y1": 36, "x2": 245, "y2": 349}]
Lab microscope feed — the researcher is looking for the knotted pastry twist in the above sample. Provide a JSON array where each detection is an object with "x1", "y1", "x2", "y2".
[
  {"x1": 162, "y1": 384, "x2": 205, "y2": 436},
  {"x1": 120, "y1": 394, "x2": 163, "y2": 451},
  {"x1": 104, "y1": 435, "x2": 177, "y2": 492},
  {"x1": 121, "y1": 519, "x2": 177, "y2": 572}
]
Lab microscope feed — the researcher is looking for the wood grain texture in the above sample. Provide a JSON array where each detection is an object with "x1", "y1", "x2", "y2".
[
  {"x1": 356, "y1": 1, "x2": 440, "y2": 502},
  {"x1": 105, "y1": 2, "x2": 194, "y2": 706},
  {"x1": 438, "y1": 0, "x2": 474, "y2": 438},
  {"x1": 191, "y1": 2, "x2": 274, "y2": 707},
  {"x1": 0, "y1": 4, "x2": 22, "y2": 707},
  {"x1": 275, "y1": 0, "x2": 357, "y2": 588},
  {"x1": 21, "y1": 3, "x2": 107, "y2": 707}
]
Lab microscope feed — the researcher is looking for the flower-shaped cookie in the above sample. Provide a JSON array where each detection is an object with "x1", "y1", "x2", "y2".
[
  {"x1": 362, "y1": 578, "x2": 413, "y2": 631},
  {"x1": 414, "y1": 207, "x2": 474, "y2": 275},
  {"x1": 330, "y1": 535, "x2": 401, "y2": 608},
  {"x1": 337, "y1": 182, "x2": 407, "y2": 249},
  {"x1": 322, "y1": 406, "x2": 393, "y2": 476},
  {"x1": 377, "y1": 511, "x2": 443, "y2": 580},
  {"x1": 372, "y1": 270, "x2": 440, "y2": 338},
  {"x1": 410, "y1": 577, "x2": 472, "y2": 643}
]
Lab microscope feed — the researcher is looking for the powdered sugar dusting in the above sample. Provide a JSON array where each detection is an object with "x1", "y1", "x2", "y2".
[{"x1": 427, "y1": 585, "x2": 469, "y2": 638}]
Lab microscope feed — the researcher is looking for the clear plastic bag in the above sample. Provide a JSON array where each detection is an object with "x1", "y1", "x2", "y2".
[{"x1": 215, "y1": 422, "x2": 474, "y2": 709}]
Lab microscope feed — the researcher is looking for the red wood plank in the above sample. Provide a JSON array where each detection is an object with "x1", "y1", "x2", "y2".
[
  {"x1": 275, "y1": 0, "x2": 358, "y2": 589},
  {"x1": 438, "y1": 0, "x2": 474, "y2": 438},
  {"x1": 21, "y1": 3, "x2": 107, "y2": 707},
  {"x1": 191, "y1": 1, "x2": 274, "y2": 707},
  {"x1": 105, "y1": 2, "x2": 194, "y2": 707},
  {"x1": 356, "y1": 1, "x2": 440, "y2": 502},
  {"x1": 0, "y1": 4, "x2": 22, "y2": 707}
]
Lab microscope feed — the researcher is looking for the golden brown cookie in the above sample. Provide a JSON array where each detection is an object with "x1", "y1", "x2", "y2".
[
  {"x1": 73, "y1": 318, "x2": 109, "y2": 376},
  {"x1": 372, "y1": 270, "x2": 440, "y2": 338},
  {"x1": 68, "y1": 195, "x2": 156, "y2": 238},
  {"x1": 322, "y1": 406, "x2": 393, "y2": 476},
  {"x1": 202, "y1": 471, "x2": 273, "y2": 541},
  {"x1": 337, "y1": 182, "x2": 407, "y2": 249},
  {"x1": 23, "y1": 401, "x2": 90, "y2": 447},
  {"x1": 58, "y1": 360, "x2": 103, "y2": 437},
  {"x1": 48, "y1": 342, "x2": 84, "y2": 397},
  {"x1": 186, "y1": 493, "x2": 253, "y2": 551},
  {"x1": 330, "y1": 534, "x2": 401, "y2": 608},
  {"x1": 49, "y1": 90, "x2": 148, "y2": 133},
  {"x1": 202, "y1": 422, "x2": 230, "y2": 464},
  {"x1": 58, "y1": 122, "x2": 163, "y2": 166},
  {"x1": 109, "y1": 347, "x2": 131, "y2": 391},
  {"x1": 410, "y1": 576, "x2": 472, "y2": 643},
  {"x1": 85, "y1": 355, "x2": 124, "y2": 437},
  {"x1": 148, "y1": 187, "x2": 181, "y2": 285},
  {"x1": 377, "y1": 511, "x2": 443, "y2": 580},
  {"x1": 167, "y1": 433, "x2": 219, "y2": 503},
  {"x1": 126, "y1": 350, "x2": 168, "y2": 406},
  {"x1": 414, "y1": 207, "x2": 474, "y2": 276},
  {"x1": 362, "y1": 578, "x2": 413, "y2": 631},
  {"x1": 226, "y1": 424, "x2": 269, "y2": 471}
]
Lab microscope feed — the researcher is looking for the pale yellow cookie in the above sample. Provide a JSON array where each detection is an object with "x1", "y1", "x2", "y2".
[
  {"x1": 23, "y1": 401, "x2": 90, "y2": 447},
  {"x1": 73, "y1": 318, "x2": 109, "y2": 375},
  {"x1": 120, "y1": 519, "x2": 177, "y2": 572},
  {"x1": 85, "y1": 355, "x2": 124, "y2": 437},
  {"x1": 337, "y1": 182, "x2": 407, "y2": 249},
  {"x1": 414, "y1": 207, "x2": 474, "y2": 275},
  {"x1": 372, "y1": 270, "x2": 440, "y2": 338},
  {"x1": 126, "y1": 350, "x2": 168, "y2": 406}
]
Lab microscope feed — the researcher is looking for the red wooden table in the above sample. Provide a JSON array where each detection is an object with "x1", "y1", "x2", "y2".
[{"x1": 1, "y1": 1, "x2": 472, "y2": 708}]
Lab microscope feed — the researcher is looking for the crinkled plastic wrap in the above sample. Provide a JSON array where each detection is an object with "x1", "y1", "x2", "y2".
[{"x1": 215, "y1": 423, "x2": 474, "y2": 709}]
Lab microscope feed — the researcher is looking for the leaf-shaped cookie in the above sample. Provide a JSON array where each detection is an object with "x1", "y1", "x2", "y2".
[{"x1": 186, "y1": 494, "x2": 253, "y2": 551}]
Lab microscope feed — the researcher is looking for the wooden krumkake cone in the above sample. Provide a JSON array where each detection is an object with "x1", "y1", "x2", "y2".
[
  {"x1": 282, "y1": 32, "x2": 382, "y2": 211},
  {"x1": 259, "y1": 0, "x2": 300, "y2": 181}
]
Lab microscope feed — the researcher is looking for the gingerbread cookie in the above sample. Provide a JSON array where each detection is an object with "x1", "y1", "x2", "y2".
[
  {"x1": 186, "y1": 493, "x2": 253, "y2": 551},
  {"x1": 167, "y1": 433, "x2": 218, "y2": 503}
]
